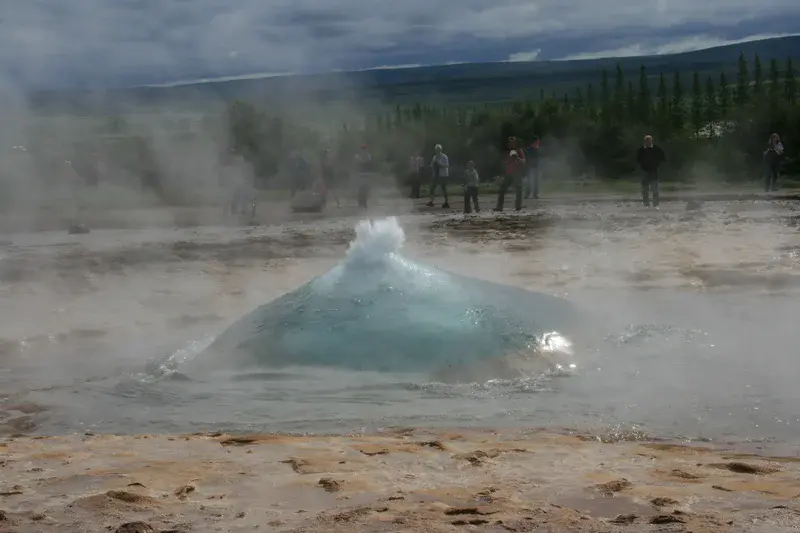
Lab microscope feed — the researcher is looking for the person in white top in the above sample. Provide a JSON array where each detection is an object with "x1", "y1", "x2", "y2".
[{"x1": 426, "y1": 144, "x2": 450, "y2": 208}]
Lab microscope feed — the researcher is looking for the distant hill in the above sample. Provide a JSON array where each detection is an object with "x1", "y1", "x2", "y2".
[{"x1": 27, "y1": 35, "x2": 800, "y2": 111}]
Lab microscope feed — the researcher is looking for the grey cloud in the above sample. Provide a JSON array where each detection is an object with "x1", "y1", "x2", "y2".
[{"x1": 1, "y1": 0, "x2": 798, "y2": 88}]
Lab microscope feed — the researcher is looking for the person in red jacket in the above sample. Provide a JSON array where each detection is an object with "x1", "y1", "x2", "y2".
[{"x1": 494, "y1": 136, "x2": 526, "y2": 212}]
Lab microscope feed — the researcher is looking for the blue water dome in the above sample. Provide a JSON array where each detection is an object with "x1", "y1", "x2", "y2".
[{"x1": 194, "y1": 218, "x2": 580, "y2": 381}]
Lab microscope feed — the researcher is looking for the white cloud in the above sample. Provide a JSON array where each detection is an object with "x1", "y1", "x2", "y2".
[
  {"x1": 506, "y1": 49, "x2": 542, "y2": 62},
  {"x1": 357, "y1": 64, "x2": 423, "y2": 71},
  {"x1": 557, "y1": 32, "x2": 800, "y2": 60},
  {"x1": 145, "y1": 71, "x2": 295, "y2": 88}
]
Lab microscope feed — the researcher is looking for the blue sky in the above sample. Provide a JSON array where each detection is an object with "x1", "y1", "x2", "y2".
[{"x1": 1, "y1": 0, "x2": 799, "y2": 89}]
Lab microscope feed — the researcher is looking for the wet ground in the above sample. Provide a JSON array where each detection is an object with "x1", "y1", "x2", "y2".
[{"x1": 1, "y1": 194, "x2": 799, "y2": 447}]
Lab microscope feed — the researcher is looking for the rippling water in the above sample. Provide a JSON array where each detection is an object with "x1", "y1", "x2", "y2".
[{"x1": 2, "y1": 199, "x2": 799, "y2": 444}]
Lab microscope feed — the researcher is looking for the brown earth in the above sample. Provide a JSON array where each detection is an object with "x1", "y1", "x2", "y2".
[{"x1": 1, "y1": 429, "x2": 799, "y2": 532}]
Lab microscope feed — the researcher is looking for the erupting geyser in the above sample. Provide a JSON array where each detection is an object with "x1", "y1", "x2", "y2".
[{"x1": 194, "y1": 217, "x2": 580, "y2": 382}]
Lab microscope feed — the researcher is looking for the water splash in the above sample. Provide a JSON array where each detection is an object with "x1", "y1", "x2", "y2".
[
  {"x1": 188, "y1": 217, "x2": 581, "y2": 382},
  {"x1": 345, "y1": 217, "x2": 406, "y2": 266}
]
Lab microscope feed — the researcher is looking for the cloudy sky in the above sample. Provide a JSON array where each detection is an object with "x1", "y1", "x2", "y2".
[{"x1": 1, "y1": 0, "x2": 799, "y2": 89}]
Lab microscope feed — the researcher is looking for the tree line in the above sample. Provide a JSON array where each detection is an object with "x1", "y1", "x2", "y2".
[
  {"x1": 228, "y1": 52, "x2": 798, "y2": 188},
  {"x1": 7, "y1": 51, "x2": 794, "y2": 207}
]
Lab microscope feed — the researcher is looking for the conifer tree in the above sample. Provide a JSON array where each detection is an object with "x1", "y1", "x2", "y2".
[
  {"x1": 718, "y1": 72, "x2": 730, "y2": 116},
  {"x1": 613, "y1": 63, "x2": 625, "y2": 119},
  {"x1": 656, "y1": 72, "x2": 668, "y2": 117},
  {"x1": 600, "y1": 69, "x2": 611, "y2": 123},
  {"x1": 768, "y1": 58, "x2": 780, "y2": 106},
  {"x1": 638, "y1": 65, "x2": 651, "y2": 123},
  {"x1": 785, "y1": 57, "x2": 797, "y2": 103},
  {"x1": 753, "y1": 54, "x2": 763, "y2": 98},
  {"x1": 626, "y1": 81, "x2": 636, "y2": 120},
  {"x1": 671, "y1": 71, "x2": 685, "y2": 130},
  {"x1": 574, "y1": 86, "x2": 585, "y2": 111},
  {"x1": 691, "y1": 71, "x2": 703, "y2": 136},
  {"x1": 586, "y1": 83, "x2": 596, "y2": 116},
  {"x1": 735, "y1": 52, "x2": 749, "y2": 105},
  {"x1": 704, "y1": 76, "x2": 717, "y2": 139}
]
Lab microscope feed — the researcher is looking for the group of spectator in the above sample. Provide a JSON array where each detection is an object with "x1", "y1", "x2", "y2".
[
  {"x1": 407, "y1": 136, "x2": 543, "y2": 213},
  {"x1": 222, "y1": 130, "x2": 787, "y2": 218},
  {"x1": 404, "y1": 131, "x2": 786, "y2": 212}
]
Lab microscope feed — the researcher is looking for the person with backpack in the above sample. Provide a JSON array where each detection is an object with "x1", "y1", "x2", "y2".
[
  {"x1": 494, "y1": 136, "x2": 526, "y2": 212},
  {"x1": 763, "y1": 133, "x2": 785, "y2": 192}
]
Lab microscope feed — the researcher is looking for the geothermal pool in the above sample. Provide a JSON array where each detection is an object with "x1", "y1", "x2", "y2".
[{"x1": 1, "y1": 199, "x2": 799, "y2": 446}]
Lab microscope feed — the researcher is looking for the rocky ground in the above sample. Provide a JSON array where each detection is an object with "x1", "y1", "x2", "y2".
[{"x1": 1, "y1": 429, "x2": 800, "y2": 532}]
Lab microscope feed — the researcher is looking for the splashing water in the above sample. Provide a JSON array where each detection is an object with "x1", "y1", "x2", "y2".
[
  {"x1": 345, "y1": 217, "x2": 406, "y2": 266},
  {"x1": 185, "y1": 217, "x2": 580, "y2": 382}
]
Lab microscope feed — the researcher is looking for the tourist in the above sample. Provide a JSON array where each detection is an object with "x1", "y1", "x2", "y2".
[
  {"x1": 463, "y1": 160, "x2": 480, "y2": 213},
  {"x1": 220, "y1": 148, "x2": 249, "y2": 215},
  {"x1": 354, "y1": 144, "x2": 372, "y2": 208},
  {"x1": 409, "y1": 154, "x2": 424, "y2": 199},
  {"x1": 635, "y1": 135, "x2": 666, "y2": 208},
  {"x1": 289, "y1": 150, "x2": 311, "y2": 198},
  {"x1": 321, "y1": 148, "x2": 340, "y2": 207},
  {"x1": 763, "y1": 133, "x2": 785, "y2": 192},
  {"x1": 426, "y1": 144, "x2": 450, "y2": 208},
  {"x1": 524, "y1": 137, "x2": 541, "y2": 199},
  {"x1": 61, "y1": 160, "x2": 89, "y2": 233},
  {"x1": 494, "y1": 136, "x2": 526, "y2": 212}
]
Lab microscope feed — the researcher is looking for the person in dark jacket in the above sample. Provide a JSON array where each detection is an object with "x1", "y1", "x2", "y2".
[
  {"x1": 763, "y1": 133, "x2": 785, "y2": 192},
  {"x1": 635, "y1": 135, "x2": 666, "y2": 207},
  {"x1": 494, "y1": 136, "x2": 526, "y2": 212}
]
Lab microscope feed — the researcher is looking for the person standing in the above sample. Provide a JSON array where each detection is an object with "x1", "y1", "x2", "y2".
[
  {"x1": 763, "y1": 133, "x2": 785, "y2": 192},
  {"x1": 60, "y1": 160, "x2": 88, "y2": 232},
  {"x1": 494, "y1": 136, "x2": 526, "y2": 212},
  {"x1": 409, "y1": 154, "x2": 424, "y2": 199},
  {"x1": 463, "y1": 160, "x2": 480, "y2": 213},
  {"x1": 635, "y1": 135, "x2": 666, "y2": 208},
  {"x1": 524, "y1": 137, "x2": 541, "y2": 199},
  {"x1": 354, "y1": 144, "x2": 372, "y2": 208},
  {"x1": 222, "y1": 148, "x2": 254, "y2": 216},
  {"x1": 321, "y1": 148, "x2": 340, "y2": 207},
  {"x1": 426, "y1": 144, "x2": 450, "y2": 208},
  {"x1": 288, "y1": 150, "x2": 311, "y2": 198}
]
